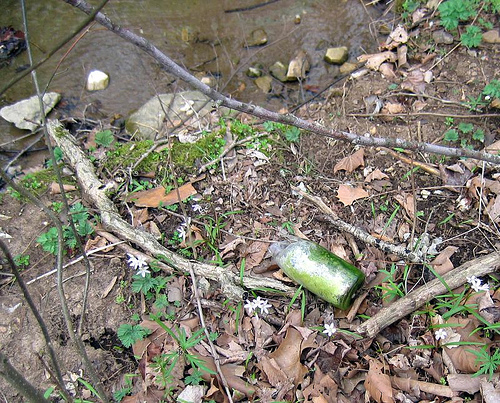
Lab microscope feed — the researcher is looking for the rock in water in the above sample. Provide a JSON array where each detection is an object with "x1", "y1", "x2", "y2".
[
  {"x1": 287, "y1": 50, "x2": 310, "y2": 81},
  {"x1": 324, "y1": 47, "x2": 348, "y2": 65},
  {"x1": 246, "y1": 28, "x2": 268, "y2": 46},
  {"x1": 0, "y1": 92, "x2": 61, "y2": 131},
  {"x1": 270, "y1": 61, "x2": 288, "y2": 82},
  {"x1": 86, "y1": 70, "x2": 109, "y2": 91}
]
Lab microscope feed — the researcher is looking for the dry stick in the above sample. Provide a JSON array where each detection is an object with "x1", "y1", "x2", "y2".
[
  {"x1": 390, "y1": 376, "x2": 455, "y2": 398},
  {"x1": 20, "y1": 0, "x2": 95, "y2": 344},
  {"x1": 290, "y1": 185, "x2": 421, "y2": 262},
  {"x1": 0, "y1": 0, "x2": 109, "y2": 96},
  {"x1": 348, "y1": 111, "x2": 500, "y2": 119},
  {"x1": 188, "y1": 263, "x2": 234, "y2": 403},
  {"x1": 0, "y1": 240, "x2": 69, "y2": 401},
  {"x1": 0, "y1": 351, "x2": 50, "y2": 403},
  {"x1": 356, "y1": 251, "x2": 500, "y2": 338},
  {"x1": 46, "y1": 120, "x2": 295, "y2": 301},
  {"x1": 62, "y1": 0, "x2": 500, "y2": 165}
]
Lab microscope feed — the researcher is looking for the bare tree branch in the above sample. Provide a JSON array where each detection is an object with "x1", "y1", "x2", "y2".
[{"x1": 62, "y1": 0, "x2": 500, "y2": 165}]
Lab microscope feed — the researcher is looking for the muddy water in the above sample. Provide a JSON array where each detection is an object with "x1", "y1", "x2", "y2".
[{"x1": 0, "y1": 0, "x2": 385, "y2": 145}]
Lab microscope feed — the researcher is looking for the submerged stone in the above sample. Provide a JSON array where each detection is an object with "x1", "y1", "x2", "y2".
[
  {"x1": 0, "y1": 92, "x2": 61, "y2": 131},
  {"x1": 255, "y1": 75, "x2": 272, "y2": 93},
  {"x1": 246, "y1": 28, "x2": 268, "y2": 47},
  {"x1": 270, "y1": 61, "x2": 288, "y2": 82},
  {"x1": 324, "y1": 47, "x2": 348, "y2": 64}
]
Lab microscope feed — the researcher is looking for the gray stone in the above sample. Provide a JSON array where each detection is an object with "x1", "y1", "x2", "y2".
[
  {"x1": 432, "y1": 30, "x2": 454, "y2": 45},
  {"x1": 483, "y1": 29, "x2": 500, "y2": 44},
  {"x1": 270, "y1": 61, "x2": 288, "y2": 82},
  {"x1": 324, "y1": 47, "x2": 348, "y2": 64},
  {"x1": 255, "y1": 75, "x2": 273, "y2": 93},
  {"x1": 339, "y1": 62, "x2": 357, "y2": 75},
  {"x1": 0, "y1": 92, "x2": 61, "y2": 131},
  {"x1": 287, "y1": 50, "x2": 310, "y2": 80},
  {"x1": 126, "y1": 90, "x2": 231, "y2": 140},
  {"x1": 246, "y1": 29, "x2": 268, "y2": 47}
]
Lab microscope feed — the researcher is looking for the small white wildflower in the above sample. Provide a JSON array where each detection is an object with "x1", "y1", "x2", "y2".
[
  {"x1": 127, "y1": 253, "x2": 148, "y2": 271},
  {"x1": 258, "y1": 299, "x2": 272, "y2": 314},
  {"x1": 435, "y1": 328, "x2": 448, "y2": 341},
  {"x1": 136, "y1": 265, "x2": 151, "y2": 277},
  {"x1": 244, "y1": 299, "x2": 257, "y2": 315},
  {"x1": 467, "y1": 275, "x2": 489, "y2": 292},
  {"x1": 192, "y1": 204, "x2": 203, "y2": 213},
  {"x1": 323, "y1": 323, "x2": 337, "y2": 337},
  {"x1": 485, "y1": 95, "x2": 491, "y2": 101}
]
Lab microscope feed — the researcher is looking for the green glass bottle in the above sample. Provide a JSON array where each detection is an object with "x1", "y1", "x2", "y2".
[{"x1": 270, "y1": 239, "x2": 365, "y2": 310}]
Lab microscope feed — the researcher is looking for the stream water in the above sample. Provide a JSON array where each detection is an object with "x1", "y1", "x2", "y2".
[{"x1": 0, "y1": 0, "x2": 387, "y2": 147}]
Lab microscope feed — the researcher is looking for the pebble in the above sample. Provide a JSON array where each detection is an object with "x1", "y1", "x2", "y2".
[{"x1": 432, "y1": 30, "x2": 454, "y2": 45}]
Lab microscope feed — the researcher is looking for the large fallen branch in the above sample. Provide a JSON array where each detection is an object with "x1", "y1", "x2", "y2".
[
  {"x1": 47, "y1": 120, "x2": 295, "y2": 300},
  {"x1": 62, "y1": 0, "x2": 500, "y2": 165},
  {"x1": 356, "y1": 252, "x2": 500, "y2": 338}
]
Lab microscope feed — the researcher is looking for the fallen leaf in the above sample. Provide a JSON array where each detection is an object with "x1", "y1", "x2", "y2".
[
  {"x1": 365, "y1": 358, "x2": 394, "y2": 403},
  {"x1": 397, "y1": 45, "x2": 409, "y2": 69},
  {"x1": 394, "y1": 193, "x2": 415, "y2": 220},
  {"x1": 382, "y1": 102, "x2": 405, "y2": 115},
  {"x1": 486, "y1": 195, "x2": 500, "y2": 222},
  {"x1": 401, "y1": 69, "x2": 426, "y2": 94},
  {"x1": 337, "y1": 184, "x2": 369, "y2": 206},
  {"x1": 379, "y1": 63, "x2": 397, "y2": 79},
  {"x1": 358, "y1": 51, "x2": 397, "y2": 71},
  {"x1": 389, "y1": 25, "x2": 409, "y2": 45},
  {"x1": 126, "y1": 183, "x2": 197, "y2": 208},
  {"x1": 365, "y1": 168, "x2": 389, "y2": 182},
  {"x1": 243, "y1": 241, "x2": 270, "y2": 270},
  {"x1": 334, "y1": 148, "x2": 365, "y2": 173},
  {"x1": 430, "y1": 246, "x2": 458, "y2": 275},
  {"x1": 49, "y1": 182, "x2": 77, "y2": 194}
]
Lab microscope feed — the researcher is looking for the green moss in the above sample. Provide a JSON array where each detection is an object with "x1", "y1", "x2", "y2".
[
  {"x1": 104, "y1": 140, "x2": 160, "y2": 173},
  {"x1": 170, "y1": 131, "x2": 226, "y2": 168},
  {"x1": 10, "y1": 168, "x2": 76, "y2": 199}
]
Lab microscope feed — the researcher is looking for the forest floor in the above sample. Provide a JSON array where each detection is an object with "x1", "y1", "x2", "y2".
[{"x1": 1, "y1": 3, "x2": 500, "y2": 403}]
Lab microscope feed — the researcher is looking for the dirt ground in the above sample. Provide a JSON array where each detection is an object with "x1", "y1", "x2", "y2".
[{"x1": 1, "y1": 8, "x2": 500, "y2": 403}]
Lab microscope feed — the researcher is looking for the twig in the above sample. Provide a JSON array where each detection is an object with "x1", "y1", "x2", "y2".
[
  {"x1": 356, "y1": 251, "x2": 500, "y2": 338},
  {"x1": 0, "y1": 240, "x2": 69, "y2": 400},
  {"x1": 347, "y1": 112, "x2": 500, "y2": 119},
  {"x1": 46, "y1": 120, "x2": 295, "y2": 301},
  {"x1": 3, "y1": 133, "x2": 44, "y2": 171},
  {"x1": 0, "y1": 0, "x2": 110, "y2": 96},
  {"x1": 291, "y1": 185, "x2": 421, "y2": 262},
  {"x1": 26, "y1": 240, "x2": 126, "y2": 285},
  {"x1": 378, "y1": 147, "x2": 440, "y2": 177},
  {"x1": 62, "y1": 0, "x2": 500, "y2": 165},
  {"x1": 198, "y1": 132, "x2": 268, "y2": 174},
  {"x1": 188, "y1": 263, "x2": 234, "y2": 403},
  {"x1": 225, "y1": 0, "x2": 279, "y2": 13}
]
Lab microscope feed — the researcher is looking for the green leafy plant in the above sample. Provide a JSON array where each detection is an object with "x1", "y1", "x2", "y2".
[
  {"x1": 95, "y1": 129, "x2": 114, "y2": 147},
  {"x1": 468, "y1": 346, "x2": 500, "y2": 380},
  {"x1": 117, "y1": 324, "x2": 151, "y2": 348},
  {"x1": 444, "y1": 129, "x2": 459, "y2": 142},
  {"x1": 483, "y1": 79, "x2": 500, "y2": 100},
  {"x1": 461, "y1": 25, "x2": 482, "y2": 48},
  {"x1": 113, "y1": 373, "x2": 137, "y2": 402},
  {"x1": 376, "y1": 264, "x2": 405, "y2": 301},
  {"x1": 37, "y1": 227, "x2": 60, "y2": 254},
  {"x1": 438, "y1": 0, "x2": 476, "y2": 30},
  {"x1": 14, "y1": 254, "x2": 30, "y2": 269},
  {"x1": 284, "y1": 126, "x2": 301, "y2": 142}
]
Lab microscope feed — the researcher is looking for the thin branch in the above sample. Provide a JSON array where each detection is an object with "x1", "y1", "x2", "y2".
[
  {"x1": 0, "y1": 351, "x2": 50, "y2": 403},
  {"x1": 0, "y1": 240, "x2": 69, "y2": 400},
  {"x1": 62, "y1": 0, "x2": 500, "y2": 165},
  {"x1": 356, "y1": 251, "x2": 500, "y2": 338},
  {"x1": 291, "y1": 185, "x2": 421, "y2": 262},
  {"x1": 188, "y1": 263, "x2": 234, "y2": 403}
]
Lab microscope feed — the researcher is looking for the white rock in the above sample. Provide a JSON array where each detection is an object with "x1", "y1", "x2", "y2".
[
  {"x1": 86, "y1": 70, "x2": 109, "y2": 91},
  {"x1": 0, "y1": 92, "x2": 61, "y2": 131}
]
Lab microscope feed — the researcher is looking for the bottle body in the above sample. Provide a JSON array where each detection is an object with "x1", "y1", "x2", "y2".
[{"x1": 270, "y1": 240, "x2": 365, "y2": 310}]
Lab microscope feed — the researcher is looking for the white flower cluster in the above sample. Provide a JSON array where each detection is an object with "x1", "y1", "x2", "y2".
[
  {"x1": 467, "y1": 275, "x2": 489, "y2": 293},
  {"x1": 244, "y1": 297, "x2": 272, "y2": 316},
  {"x1": 127, "y1": 253, "x2": 150, "y2": 277},
  {"x1": 323, "y1": 322, "x2": 337, "y2": 337}
]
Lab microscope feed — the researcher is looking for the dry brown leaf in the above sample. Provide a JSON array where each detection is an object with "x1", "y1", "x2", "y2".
[
  {"x1": 49, "y1": 182, "x2": 77, "y2": 194},
  {"x1": 486, "y1": 195, "x2": 500, "y2": 222},
  {"x1": 401, "y1": 69, "x2": 426, "y2": 94},
  {"x1": 389, "y1": 25, "x2": 409, "y2": 45},
  {"x1": 126, "y1": 182, "x2": 197, "y2": 208},
  {"x1": 243, "y1": 240, "x2": 270, "y2": 270},
  {"x1": 334, "y1": 148, "x2": 365, "y2": 173},
  {"x1": 358, "y1": 51, "x2": 397, "y2": 71},
  {"x1": 394, "y1": 193, "x2": 415, "y2": 220},
  {"x1": 430, "y1": 246, "x2": 458, "y2": 275},
  {"x1": 269, "y1": 326, "x2": 316, "y2": 386},
  {"x1": 365, "y1": 168, "x2": 389, "y2": 182},
  {"x1": 337, "y1": 184, "x2": 369, "y2": 206},
  {"x1": 365, "y1": 358, "x2": 395, "y2": 403},
  {"x1": 382, "y1": 102, "x2": 405, "y2": 115},
  {"x1": 379, "y1": 63, "x2": 396, "y2": 79}
]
